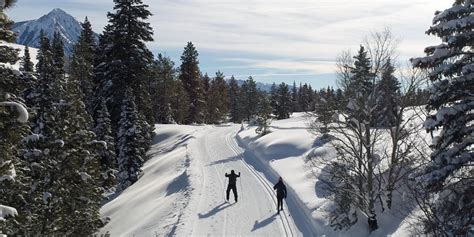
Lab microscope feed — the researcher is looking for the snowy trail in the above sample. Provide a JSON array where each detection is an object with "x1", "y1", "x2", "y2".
[
  {"x1": 99, "y1": 124, "x2": 318, "y2": 236},
  {"x1": 180, "y1": 125, "x2": 303, "y2": 236}
]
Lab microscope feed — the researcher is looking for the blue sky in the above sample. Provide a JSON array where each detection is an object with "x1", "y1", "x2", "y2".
[{"x1": 8, "y1": 0, "x2": 450, "y2": 89}]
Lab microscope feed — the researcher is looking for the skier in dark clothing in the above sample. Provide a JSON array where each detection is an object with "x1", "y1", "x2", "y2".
[
  {"x1": 273, "y1": 177, "x2": 287, "y2": 214},
  {"x1": 225, "y1": 170, "x2": 240, "y2": 202}
]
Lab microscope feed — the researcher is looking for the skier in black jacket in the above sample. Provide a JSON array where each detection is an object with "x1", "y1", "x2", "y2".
[
  {"x1": 273, "y1": 177, "x2": 287, "y2": 214},
  {"x1": 225, "y1": 170, "x2": 240, "y2": 202}
]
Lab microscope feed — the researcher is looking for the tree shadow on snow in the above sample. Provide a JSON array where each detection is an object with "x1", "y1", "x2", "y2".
[
  {"x1": 251, "y1": 213, "x2": 278, "y2": 232},
  {"x1": 198, "y1": 202, "x2": 235, "y2": 219},
  {"x1": 149, "y1": 134, "x2": 195, "y2": 157},
  {"x1": 208, "y1": 155, "x2": 241, "y2": 166},
  {"x1": 165, "y1": 171, "x2": 190, "y2": 197}
]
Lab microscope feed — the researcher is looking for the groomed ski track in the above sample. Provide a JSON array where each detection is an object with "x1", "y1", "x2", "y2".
[
  {"x1": 181, "y1": 124, "x2": 319, "y2": 236},
  {"x1": 100, "y1": 124, "x2": 319, "y2": 236}
]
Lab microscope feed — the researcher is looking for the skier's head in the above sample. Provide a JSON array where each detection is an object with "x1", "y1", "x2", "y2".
[
  {"x1": 279, "y1": 177, "x2": 283, "y2": 182},
  {"x1": 231, "y1": 170, "x2": 235, "y2": 174}
]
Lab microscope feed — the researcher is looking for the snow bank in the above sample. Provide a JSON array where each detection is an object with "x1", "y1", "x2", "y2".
[
  {"x1": 0, "y1": 205, "x2": 18, "y2": 221},
  {"x1": 0, "y1": 41, "x2": 39, "y2": 70},
  {"x1": 237, "y1": 112, "x2": 423, "y2": 236},
  {"x1": 98, "y1": 125, "x2": 202, "y2": 236},
  {"x1": 0, "y1": 101, "x2": 29, "y2": 123}
]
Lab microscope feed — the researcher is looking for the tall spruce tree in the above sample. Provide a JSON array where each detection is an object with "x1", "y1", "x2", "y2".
[
  {"x1": 255, "y1": 92, "x2": 272, "y2": 135},
  {"x1": 117, "y1": 90, "x2": 150, "y2": 191},
  {"x1": 179, "y1": 42, "x2": 205, "y2": 124},
  {"x1": 150, "y1": 54, "x2": 176, "y2": 124},
  {"x1": 273, "y1": 82, "x2": 292, "y2": 120},
  {"x1": 207, "y1": 71, "x2": 229, "y2": 123},
  {"x1": 241, "y1": 76, "x2": 259, "y2": 121},
  {"x1": 375, "y1": 58, "x2": 400, "y2": 127},
  {"x1": 0, "y1": 1, "x2": 30, "y2": 231},
  {"x1": 94, "y1": 0, "x2": 155, "y2": 130},
  {"x1": 411, "y1": 0, "x2": 473, "y2": 235},
  {"x1": 20, "y1": 46, "x2": 33, "y2": 73},
  {"x1": 70, "y1": 17, "x2": 96, "y2": 116},
  {"x1": 10, "y1": 30, "x2": 104, "y2": 235},
  {"x1": 228, "y1": 76, "x2": 242, "y2": 123},
  {"x1": 93, "y1": 100, "x2": 117, "y2": 193},
  {"x1": 170, "y1": 79, "x2": 190, "y2": 124}
]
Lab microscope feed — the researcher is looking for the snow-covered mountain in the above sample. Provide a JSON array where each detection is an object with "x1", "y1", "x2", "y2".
[{"x1": 12, "y1": 8, "x2": 96, "y2": 56}]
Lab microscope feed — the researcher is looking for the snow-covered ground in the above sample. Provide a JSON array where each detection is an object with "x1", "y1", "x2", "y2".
[
  {"x1": 100, "y1": 112, "x2": 427, "y2": 236},
  {"x1": 0, "y1": 42, "x2": 38, "y2": 69}
]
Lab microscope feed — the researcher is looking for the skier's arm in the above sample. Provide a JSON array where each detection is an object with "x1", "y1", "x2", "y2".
[
  {"x1": 237, "y1": 172, "x2": 241, "y2": 177},
  {"x1": 284, "y1": 185, "x2": 287, "y2": 198},
  {"x1": 225, "y1": 173, "x2": 229, "y2": 177},
  {"x1": 273, "y1": 183, "x2": 277, "y2": 190}
]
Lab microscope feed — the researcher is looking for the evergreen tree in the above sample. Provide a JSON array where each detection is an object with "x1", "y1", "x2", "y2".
[
  {"x1": 255, "y1": 92, "x2": 272, "y2": 135},
  {"x1": 94, "y1": 0, "x2": 155, "y2": 130},
  {"x1": 298, "y1": 84, "x2": 313, "y2": 112},
  {"x1": 269, "y1": 82, "x2": 277, "y2": 112},
  {"x1": 375, "y1": 58, "x2": 400, "y2": 127},
  {"x1": 291, "y1": 81, "x2": 298, "y2": 112},
  {"x1": 207, "y1": 71, "x2": 229, "y2": 123},
  {"x1": 15, "y1": 31, "x2": 103, "y2": 235},
  {"x1": 20, "y1": 46, "x2": 34, "y2": 73},
  {"x1": 227, "y1": 76, "x2": 242, "y2": 123},
  {"x1": 241, "y1": 76, "x2": 259, "y2": 121},
  {"x1": 273, "y1": 82, "x2": 292, "y2": 120},
  {"x1": 150, "y1": 54, "x2": 176, "y2": 124},
  {"x1": 70, "y1": 17, "x2": 96, "y2": 116},
  {"x1": 0, "y1": 2, "x2": 31, "y2": 231},
  {"x1": 201, "y1": 73, "x2": 211, "y2": 123},
  {"x1": 411, "y1": 0, "x2": 473, "y2": 235},
  {"x1": 116, "y1": 90, "x2": 149, "y2": 191},
  {"x1": 346, "y1": 46, "x2": 374, "y2": 124},
  {"x1": 179, "y1": 42, "x2": 205, "y2": 124},
  {"x1": 170, "y1": 79, "x2": 190, "y2": 124},
  {"x1": 93, "y1": 100, "x2": 117, "y2": 193}
]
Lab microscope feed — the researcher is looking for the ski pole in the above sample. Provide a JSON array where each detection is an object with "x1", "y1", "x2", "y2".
[{"x1": 239, "y1": 173, "x2": 243, "y2": 201}]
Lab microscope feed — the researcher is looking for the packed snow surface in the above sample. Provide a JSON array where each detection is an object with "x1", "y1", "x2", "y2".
[{"x1": 100, "y1": 113, "x2": 424, "y2": 236}]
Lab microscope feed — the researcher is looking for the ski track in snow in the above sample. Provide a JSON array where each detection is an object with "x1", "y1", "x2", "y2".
[
  {"x1": 100, "y1": 124, "x2": 318, "y2": 236},
  {"x1": 181, "y1": 125, "x2": 301, "y2": 236}
]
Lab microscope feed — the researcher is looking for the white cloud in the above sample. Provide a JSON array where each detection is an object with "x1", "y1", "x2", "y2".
[{"x1": 8, "y1": 0, "x2": 452, "y2": 87}]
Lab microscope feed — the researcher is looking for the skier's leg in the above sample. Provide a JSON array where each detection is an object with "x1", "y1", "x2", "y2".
[
  {"x1": 226, "y1": 186, "x2": 231, "y2": 201},
  {"x1": 232, "y1": 185, "x2": 238, "y2": 202},
  {"x1": 277, "y1": 197, "x2": 283, "y2": 211}
]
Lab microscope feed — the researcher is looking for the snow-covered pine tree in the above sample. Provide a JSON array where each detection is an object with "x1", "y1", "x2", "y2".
[
  {"x1": 255, "y1": 92, "x2": 272, "y2": 135},
  {"x1": 150, "y1": 54, "x2": 176, "y2": 124},
  {"x1": 170, "y1": 79, "x2": 190, "y2": 124},
  {"x1": 0, "y1": 2, "x2": 30, "y2": 231},
  {"x1": 241, "y1": 76, "x2": 259, "y2": 122},
  {"x1": 93, "y1": 99, "x2": 117, "y2": 194},
  {"x1": 16, "y1": 31, "x2": 103, "y2": 235},
  {"x1": 207, "y1": 71, "x2": 229, "y2": 123},
  {"x1": 274, "y1": 82, "x2": 292, "y2": 120},
  {"x1": 228, "y1": 76, "x2": 242, "y2": 123},
  {"x1": 179, "y1": 42, "x2": 205, "y2": 124},
  {"x1": 70, "y1": 17, "x2": 96, "y2": 116},
  {"x1": 269, "y1": 82, "x2": 277, "y2": 113},
  {"x1": 298, "y1": 83, "x2": 313, "y2": 112},
  {"x1": 20, "y1": 46, "x2": 33, "y2": 73},
  {"x1": 411, "y1": 0, "x2": 473, "y2": 235},
  {"x1": 94, "y1": 0, "x2": 155, "y2": 130},
  {"x1": 375, "y1": 58, "x2": 400, "y2": 128},
  {"x1": 202, "y1": 73, "x2": 211, "y2": 123},
  {"x1": 117, "y1": 90, "x2": 150, "y2": 191},
  {"x1": 291, "y1": 81, "x2": 299, "y2": 112}
]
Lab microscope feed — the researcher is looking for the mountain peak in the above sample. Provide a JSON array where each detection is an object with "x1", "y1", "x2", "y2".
[
  {"x1": 48, "y1": 8, "x2": 69, "y2": 16},
  {"x1": 12, "y1": 8, "x2": 97, "y2": 56}
]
